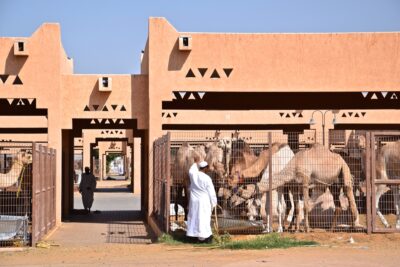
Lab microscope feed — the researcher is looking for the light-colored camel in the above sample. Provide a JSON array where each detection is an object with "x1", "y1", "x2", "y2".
[
  {"x1": 375, "y1": 140, "x2": 400, "y2": 229},
  {"x1": 228, "y1": 142, "x2": 296, "y2": 232},
  {"x1": 0, "y1": 151, "x2": 32, "y2": 189},
  {"x1": 171, "y1": 143, "x2": 206, "y2": 220},
  {"x1": 257, "y1": 144, "x2": 362, "y2": 232},
  {"x1": 350, "y1": 134, "x2": 400, "y2": 229}
]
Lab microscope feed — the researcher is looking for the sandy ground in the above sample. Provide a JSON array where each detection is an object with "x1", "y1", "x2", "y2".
[{"x1": 1, "y1": 232, "x2": 400, "y2": 267}]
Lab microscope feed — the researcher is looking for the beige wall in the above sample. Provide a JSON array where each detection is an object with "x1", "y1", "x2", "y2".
[{"x1": 2, "y1": 17, "x2": 400, "y2": 225}]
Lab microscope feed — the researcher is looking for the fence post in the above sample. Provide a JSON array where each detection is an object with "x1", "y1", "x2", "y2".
[
  {"x1": 165, "y1": 132, "x2": 171, "y2": 233},
  {"x1": 366, "y1": 132, "x2": 372, "y2": 234},
  {"x1": 268, "y1": 132, "x2": 273, "y2": 232}
]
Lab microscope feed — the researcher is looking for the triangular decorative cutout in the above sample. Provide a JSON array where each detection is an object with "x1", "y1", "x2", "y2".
[
  {"x1": 110, "y1": 131, "x2": 114, "y2": 134},
  {"x1": 111, "y1": 104, "x2": 118, "y2": 110},
  {"x1": 362, "y1": 92, "x2": 368, "y2": 98},
  {"x1": 198, "y1": 92, "x2": 205, "y2": 99},
  {"x1": 279, "y1": 112, "x2": 284, "y2": 117},
  {"x1": 84, "y1": 105, "x2": 90, "y2": 111},
  {"x1": 120, "y1": 105, "x2": 126, "y2": 111},
  {"x1": 101, "y1": 131, "x2": 104, "y2": 134},
  {"x1": 7, "y1": 99, "x2": 13, "y2": 105},
  {"x1": 17, "y1": 99, "x2": 25, "y2": 106},
  {"x1": 27, "y1": 98, "x2": 34, "y2": 105},
  {"x1": 93, "y1": 105, "x2": 99, "y2": 111},
  {"x1": 13, "y1": 75, "x2": 23, "y2": 85},
  {"x1": 391, "y1": 93, "x2": 398, "y2": 99},
  {"x1": 361, "y1": 112, "x2": 366, "y2": 117},
  {"x1": 97, "y1": 119, "x2": 103, "y2": 124},
  {"x1": 173, "y1": 112, "x2": 177, "y2": 117},
  {"x1": 381, "y1": 92, "x2": 388, "y2": 98},
  {"x1": 188, "y1": 93, "x2": 195, "y2": 100},
  {"x1": 354, "y1": 113, "x2": 360, "y2": 117},
  {"x1": 112, "y1": 119, "x2": 117, "y2": 123},
  {"x1": 342, "y1": 113, "x2": 347, "y2": 118},
  {"x1": 90, "y1": 119, "x2": 96, "y2": 124},
  {"x1": 119, "y1": 119, "x2": 124, "y2": 124},
  {"x1": 348, "y1": 112, "x2": 353, "y2": 117},
  {"x1": 0, "y1": 74, "x2": 9, "y2": 83},
  {"x1": 198, "y1": 68, "x2": 208, "y2": 77},
  {"x1": 102, "y1": 106, "x2": 108, "y2": 111},
  {"x1": 166, "y1": 113, "x2": 171, "y2": 118},
  {"x1": 298, "y1": 113, "x2": 303, "y2": 118},
  {"x1": 105, "y1": 130, "x2": 109, "y2": 134},
  {"x1": 285, "y1": 113, "x2": 291, "y2": 118},
  {"x1": 120, "y1": 131, "x2": 123, "y2": 134},
  {"x1": 179, "y1": 92, "x2": 186, "y2": 99},
  {"x1": 210, "y1": 69, "x2": 220, "y2": 79},
  {"x1": 186, "y1": 69, "x2": 196, "y2": 78},
  {"x1": 162, "y1": 112, "x2": 165, "y2": 117},
  {"x1": 223, "y1": 68, "x2": 233, "y2": 77},
  {"x1": 371, "y1": 93, "x2": 378, "y2": 100},
  {"x1": 105, "y1": 119, "x2": 110, "y2": 124},
  {"x1": 292, "y1": 112, "x2": 297, "y2": 117}
]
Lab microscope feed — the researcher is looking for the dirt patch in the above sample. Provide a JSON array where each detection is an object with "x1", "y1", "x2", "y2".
[{"x1": 1, "y1": 233, "x2": 400, "y2": 266}]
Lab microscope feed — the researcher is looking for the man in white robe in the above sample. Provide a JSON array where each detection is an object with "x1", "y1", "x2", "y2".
[{"x1": 186, "y1": 161, "x2": 217, "y2": 243}]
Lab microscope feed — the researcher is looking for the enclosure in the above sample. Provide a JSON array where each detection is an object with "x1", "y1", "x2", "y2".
[
  {"x1": 0, "y1": 142, "x2": 56, "y2": 247},
  {"x1": 152, "y1": 130, "x2": 400, "y2": 235}
]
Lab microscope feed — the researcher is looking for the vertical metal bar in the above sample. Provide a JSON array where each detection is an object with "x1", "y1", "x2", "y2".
[
  {"x1": 366, "y1": 132, "x2": 372, "y2": 234},
  {"x1": 371, "y1": 132, "x2": 377, "y2": 232},
  {"x1": 268, "y1": 132, "x2": 273, "y2": 232},
  {"x1": 165, "y1": 132, "x2": 171, "y2": 233}
]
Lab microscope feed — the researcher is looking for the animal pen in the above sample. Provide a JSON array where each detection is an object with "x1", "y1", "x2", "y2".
[
  {"x1": 0, "y1": 142, "x2": 56, "y2": 247},
  {"x1": 153, "y1": 130, "x2": 400, "y2": 235}
]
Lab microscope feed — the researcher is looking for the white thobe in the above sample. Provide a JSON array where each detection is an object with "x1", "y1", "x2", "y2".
[{"x1": 186, "y1": 163, "x2": 217, "y2": 239}]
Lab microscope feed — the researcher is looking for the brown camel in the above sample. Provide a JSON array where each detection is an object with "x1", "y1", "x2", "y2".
[{"x1": 257, "y1": 143, "x2": 362, "y2": 232}]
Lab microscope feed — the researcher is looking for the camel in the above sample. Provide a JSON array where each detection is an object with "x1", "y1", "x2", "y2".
[
  {"x1": 257, "y1": 143, "x2": 362, "y2": 232},
  {"x1": 375, "y1": 140, "x2": 400, "y2": 229},
  {"x1": 0, "y1": 151, "x2": 32, "y2": 189},
  {"x1": 228, "y1": 142, "x2": 297, "y2": 232},
  {"x1": 349, "y1": 134, "x2": 400, "y2": 229},
  {"x1": 171, "y1": 143, "x2": 206, "y2": 221}
]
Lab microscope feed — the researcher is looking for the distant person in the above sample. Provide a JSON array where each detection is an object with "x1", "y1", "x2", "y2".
[
  {"x1": 79, "y1": 167, "x2": 97, "y2": 213},
  {"x1": 186, "y1": 161, "x2": 217, "y2": 243}
]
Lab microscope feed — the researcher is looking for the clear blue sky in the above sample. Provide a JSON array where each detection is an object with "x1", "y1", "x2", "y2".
[{"x1": 1, "y1": 0, "x2": 400, "y2": 74}]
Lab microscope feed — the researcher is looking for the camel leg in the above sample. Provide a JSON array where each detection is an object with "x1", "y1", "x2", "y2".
[
  {"x1": 303, "y1": 184, "x2": 310, "y2": 233},
  {"x1": 330, "y1": 185, "x2": 341, "y2": 231},
  {"x1": 260, "y1": 193, "x2": 271, "y2": 232},
  {"x1": 344, "y1": 185, "x2": 362, "y2": 228},
  {"x1": 392, "y1": 185, "x2": 400, "y2": 229},
  {"x1": 277, "y1": 190, "x2": 284, "y2": 233},
  {"x1": 376, "y1": 185, "x2": 390, "y2": 228}
]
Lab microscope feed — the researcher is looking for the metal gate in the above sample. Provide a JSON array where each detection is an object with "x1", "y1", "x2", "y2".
[
  {"x1": 32, "y1": 144, "x2": 56, "y2": 245},
  {"x1": 370, "y1": 132, "x2": 400, "y2": 233},
  {"x1": 152, "y1": 133, "x2": 171, "y2": 233}
]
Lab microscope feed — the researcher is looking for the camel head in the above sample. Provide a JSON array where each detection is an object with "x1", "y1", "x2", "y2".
[{"x1": 16, "y1": 151, "x2": 33, "y2": 165}]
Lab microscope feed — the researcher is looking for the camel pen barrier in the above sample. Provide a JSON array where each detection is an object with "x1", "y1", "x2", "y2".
[
  {"x1": 0, "y1": 142, "x2": 56, "y2": 247},
  {"x1": 162, "y1": 130, "x2": 371, "y2": 234}
]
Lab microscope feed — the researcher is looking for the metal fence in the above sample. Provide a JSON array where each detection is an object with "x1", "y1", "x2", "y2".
[
  {"x1": 152, "y1": 133, "x2": 171, "y2": 232},
  {"x1": 160, "y1": 130, "x2": 378, "y2": 234},
  {"x1": 0, "y1": 142, "x2": 56, "y2": 247}
]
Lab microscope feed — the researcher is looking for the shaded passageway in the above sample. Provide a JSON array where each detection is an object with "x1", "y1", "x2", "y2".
[{"x1": 50, "y1": 180, "x2": 154, "y2": 246}]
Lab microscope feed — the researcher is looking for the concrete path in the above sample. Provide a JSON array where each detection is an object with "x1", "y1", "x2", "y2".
[{"x1": 49, "y1": 185, "x2": 154, "y2": 247}]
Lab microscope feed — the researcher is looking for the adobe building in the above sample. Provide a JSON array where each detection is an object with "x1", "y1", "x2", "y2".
[{"x1": 1, "y1": 17, "x2": 400, "y2": 234}]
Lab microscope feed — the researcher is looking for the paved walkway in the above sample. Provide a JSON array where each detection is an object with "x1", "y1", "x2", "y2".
[{"x1": 49, "y1": 184, "x2": 154, "y2": 246}]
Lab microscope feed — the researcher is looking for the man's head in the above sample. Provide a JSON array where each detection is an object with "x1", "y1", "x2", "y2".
[
  {"x1": 84, "y1": 167, "x2": 90, "y2": 174},
  {"x1": 198, "y1": 161, "x2": 209, "y2": 172}
]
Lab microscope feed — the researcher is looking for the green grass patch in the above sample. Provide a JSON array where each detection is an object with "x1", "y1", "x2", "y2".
[
  {"x1": 158, "y1": 231, "x2": 317, "y2": 250},
  {"x1": 221, "y1": 233, "x2": 318, "y2": 250}
]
